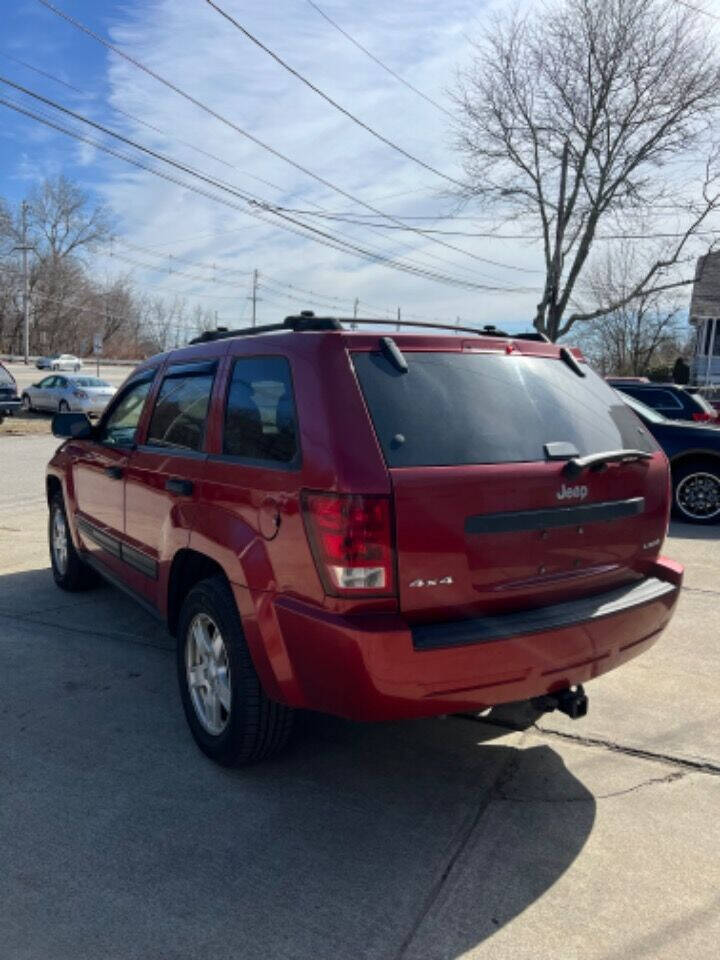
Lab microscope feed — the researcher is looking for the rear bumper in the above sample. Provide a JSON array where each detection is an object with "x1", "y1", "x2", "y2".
[
  {"x1": 0, "y1": 398, "x2": 21, "y2": 415},
  {"x1": 240, "y1": 557, "x2": 683, "y2": 722}
]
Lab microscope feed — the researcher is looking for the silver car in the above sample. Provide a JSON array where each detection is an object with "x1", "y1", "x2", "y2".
[
  {"x1": 22, "y1": 375, "x2": 116, "y2": 416},
  {"x1": 36, "y1": 353, "x2": 83, "y2": 371}
]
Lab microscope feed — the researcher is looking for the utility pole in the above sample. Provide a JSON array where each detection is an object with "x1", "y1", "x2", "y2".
[
  {"x1": 396, "y1": 306, "x2": 401, "y2": 332},
  {"x1": 12, "y1": 201, "x2": 32, "y2": 364},
  {"x1": 250, "y1": 269, "x2": 259, "y2": 327},
  {"x1": 352, "y1": 297, "x2": 359, "y2": 331}
]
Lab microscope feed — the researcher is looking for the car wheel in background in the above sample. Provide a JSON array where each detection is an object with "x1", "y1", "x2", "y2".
[
  {"x1": 177, "y1": 574, "x2": 294, "y2": 766},
  {"x1": 672, "y1": 460, "x2": 720, "y2": 525},
  {"x1": 48, "y1": 492, "x2": 99, "y2": 591},
  {"x1": 58, "y1": 400, "x2": 70, "y2": 413},
  {"x1": 22, "y1": 393, "x2": 33, "y2": 412}
]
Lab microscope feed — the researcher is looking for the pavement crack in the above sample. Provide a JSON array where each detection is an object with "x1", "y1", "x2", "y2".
[
  {"x1": 0, "y1": 609, "x2": 172, "y2": 653},
  {"x1": 458, "y1": 715, "x2": 720, "y2": 777},
  {"x1": 532, "y1": 724, "x2": 720, "y2": 777},
  {"x1": 392, "y1": 748, "x2": 523, "y2": 960},
  {"x1": 497, "y1": 769, "x2": 686, "y2": 803}
]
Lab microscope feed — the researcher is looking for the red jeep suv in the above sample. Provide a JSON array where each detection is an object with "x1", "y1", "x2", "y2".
[{"x1": 46, "y1": 314, "x2": 683, "y2": 765}]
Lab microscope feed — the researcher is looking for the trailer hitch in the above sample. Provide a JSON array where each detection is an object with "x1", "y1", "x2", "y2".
[{"x1": 532, "y1": 684, "x2": 588, "y2": 720}]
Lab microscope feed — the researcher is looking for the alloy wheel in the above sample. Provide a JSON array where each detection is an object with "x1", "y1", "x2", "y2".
[
  {"x1": 185, "y1": 613, "x2": 232, "y2": 735},
  {"x1": 51, "y1": 505, "x2": 69, "y2": 575},
  {"x1": 676, "y1": 472, "x2": 720, "y2": 521}
]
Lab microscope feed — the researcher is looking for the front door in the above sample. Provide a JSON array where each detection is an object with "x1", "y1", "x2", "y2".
[{"x1": 72, "y1": 370, "x2": 156, "y2": 572}]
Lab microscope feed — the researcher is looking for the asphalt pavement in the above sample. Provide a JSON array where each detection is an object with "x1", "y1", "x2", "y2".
[{"x1": 0, "y1": 434, "x2": 718, "y2": 960}]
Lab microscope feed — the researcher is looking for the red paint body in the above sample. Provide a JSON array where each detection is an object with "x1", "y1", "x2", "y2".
[{"x1": 47, "y1": 330, "x2": 683, "y2": 721}]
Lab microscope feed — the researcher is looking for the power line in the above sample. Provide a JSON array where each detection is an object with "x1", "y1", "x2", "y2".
[
  {"x1": 0, "y1": 87, "x2": 534, "y2": 292},
  {"x1": 205, "y1": 0, "x2": 463, "y2": 187},
  {"x1": 304, "y1": 0, "x2": 454, "y2": 119},
  {"x1": 35, "y1": 1, "x2": 519, "y2": 278},
  {"x1": 674, "y1": 1, "x2": 720, "y2": 21}
]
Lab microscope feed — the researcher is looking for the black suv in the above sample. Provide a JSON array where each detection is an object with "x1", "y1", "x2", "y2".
[
  {"x1": 0, "y1": 362, "x2": 21, "y2": 422},
  {"x1": 608, "y1": 380, "x2": 719, "y2": 423}
]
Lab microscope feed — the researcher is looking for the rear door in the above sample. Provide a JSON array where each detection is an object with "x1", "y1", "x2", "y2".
[
  {"x1": 352, "y1": 347, "x2": 668, "y2": 622},
  {"x1": 124, "y1": 359, "x2": 217, "y2": 599}
]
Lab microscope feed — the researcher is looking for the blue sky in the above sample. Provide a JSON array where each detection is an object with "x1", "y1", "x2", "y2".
[{"x1": 1, "y1": 0, "x2": 717, "y2": 330}]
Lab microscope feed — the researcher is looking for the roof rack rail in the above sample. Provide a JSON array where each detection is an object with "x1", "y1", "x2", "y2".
[
  {"x1": 335, "y1": 317, "x2": 550, "y2": 341},
  {"x1": 189, "y1": 311, "x2": 343, "y2": 343},
  {"x1": 188, "y1": 310, "x2": 549, "y2": 344}
]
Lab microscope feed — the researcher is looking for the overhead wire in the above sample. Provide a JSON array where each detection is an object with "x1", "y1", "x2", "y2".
[
  {"x1": 304, "y1": 0, "x2": 455, "y2": 119},
  {"x1": 35, "y1": 1, "x2": 532, "y2": 278},
  {"x1": 0, "y1": 88, "x2": 536, "y2": 293},
  {"x1": 204, "y1": 0, "x2": 464, "y2": 187}
]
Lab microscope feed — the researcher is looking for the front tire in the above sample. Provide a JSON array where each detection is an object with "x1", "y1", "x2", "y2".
[
  {"x1": 22, "y1": 393, "x2": 33, "y2": 413},
  {"x1": 58, "y1": 399, "x2": 70, "y2": 413},
  {"x1": 177, "y1": 575, "x2": 294, "y2": 766},
  {"x1": 49, "y1": 492, "x2": 99, "y2": 590},
  {"x1": 672, "y1": 460, "x2": 720, "y2": 525}
]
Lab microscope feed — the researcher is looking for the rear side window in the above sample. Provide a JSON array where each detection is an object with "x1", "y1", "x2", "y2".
[
  {"x1": 147, "y1": 361, "x2": 215, "y2": 452},
  {"x1": 223, "y1": 356, "x2": 298, "y2": 464},
  {"x1": 352, "y1": 351, "x2": 657, "y2": 467}
]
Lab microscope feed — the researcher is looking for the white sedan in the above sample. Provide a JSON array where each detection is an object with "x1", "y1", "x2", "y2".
[
  {"x1": 36, "y1": 353, "x2": 83, "y2": 371},
  {"x1": 22, "y1": 375, "x2": 116, "y2": 416}
]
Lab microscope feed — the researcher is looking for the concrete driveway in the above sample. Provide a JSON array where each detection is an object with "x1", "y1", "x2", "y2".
[{"x1": 0, "y1": 435, "x2": 718, "y2": 960}]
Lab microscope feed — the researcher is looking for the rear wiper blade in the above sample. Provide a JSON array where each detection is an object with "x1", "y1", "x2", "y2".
[{"x1": 563, "y1": 448, "x2": 653, "y2": 477}]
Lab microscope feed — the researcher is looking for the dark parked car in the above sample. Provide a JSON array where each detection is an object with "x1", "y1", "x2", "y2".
[
  {"x1": 46, "y1": 315, "x2": 682, "y2": 765},
  {"x1": 608, "y1": 380, "x2": 719, "y2": 423},
  {"x1": 621, "y1": 393, "x2": 720, "y2": 524},
  {"x1": 0, "y1": 362, "x2": 21, "y2": 422}
]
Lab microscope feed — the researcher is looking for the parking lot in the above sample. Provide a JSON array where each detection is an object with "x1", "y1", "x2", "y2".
[
  {"x1": 1, "y1": 361, "x2": 136, "y2": 436},
  {"x1": 1, "y1": 433, "x2": 718, "y2": 960}
]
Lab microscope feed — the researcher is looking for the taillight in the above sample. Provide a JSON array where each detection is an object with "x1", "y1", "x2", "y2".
[
  {"x1": 692, "y1": 412, "x2": 712, "y2": 422},
  {"x1": 73, "y1": 390, "x2": 88, "y2": 399},
  {"x1": 302, "y1": 491, "x2": 396, "y2": 597}
]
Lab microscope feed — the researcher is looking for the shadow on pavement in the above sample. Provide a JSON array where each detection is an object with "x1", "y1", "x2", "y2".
[
  {"x1": 0, "y1": 565, "x2": 596, "y2": 960},
  {"x1": 668, "y1": 520, "x2": 720, "y2": 540}
]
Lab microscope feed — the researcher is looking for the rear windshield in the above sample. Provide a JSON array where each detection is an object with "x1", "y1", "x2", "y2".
[
  {"x1": 352, "y1": 351, "x2": 658, "y2": 467},
  {"x1": 73, "y1": 377, "x2": 110, "y2": 387}
]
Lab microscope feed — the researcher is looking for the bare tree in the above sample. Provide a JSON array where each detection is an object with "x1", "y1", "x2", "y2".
[
  {"x1": 454, "y1": 0, "x2": 720, "y2": 340},
  {"x1": 573, "y1": 244, "x2": 685, "y2": 374},
  {"x1": 25, "y1": 174, "x2": 111, "y2": 262}
]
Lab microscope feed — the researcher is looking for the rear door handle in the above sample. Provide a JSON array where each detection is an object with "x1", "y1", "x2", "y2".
[
  {"x1": 165, "y1": 477, "x2": 194, "y2": 496},
  {"x1": 105, "y1": 466, "x2": 124, "y2": 479}
]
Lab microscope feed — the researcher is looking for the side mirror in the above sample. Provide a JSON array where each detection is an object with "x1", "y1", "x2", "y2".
[{"x1": 52, "y1": 412, "x2": 95, "y2": 440}]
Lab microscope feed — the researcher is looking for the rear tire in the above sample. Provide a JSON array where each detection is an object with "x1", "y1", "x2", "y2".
[
  {"x1": 49, "y1": 493, "x2": 99, "y2": 591},
  {"x1": 58, "y1": 400, "x2": 70, "y2": 413},
  {"x1": 22, "y1": 393, "x2": 32, "y2": 412},
  {"x1": 177, "y1": 575, "x2": 294, "y2": 766},
  {"x1": 672, "y1": 460, "x2": 720, "y2": 525}
]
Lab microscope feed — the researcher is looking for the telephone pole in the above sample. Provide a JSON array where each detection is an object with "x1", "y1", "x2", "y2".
[
  {"x1": 250, "y1": 269, "x2": 259, "y2": 326},
  {"x1": 396, "y1": 306, "x2": 401, "y2": 332},
  {"x1": 352, "y1": 297, "x2": 359, "y2": 331},
  {"x1": 12, "y1": 201, "x2": 32, "y2": 364}
]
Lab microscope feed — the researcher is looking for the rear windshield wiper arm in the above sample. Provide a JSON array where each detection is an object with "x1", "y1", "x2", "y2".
[{"x1": 563, "y1": 448, "x2": 653, "y2": 477}]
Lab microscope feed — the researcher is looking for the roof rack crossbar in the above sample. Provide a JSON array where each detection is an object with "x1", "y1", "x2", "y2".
[{"x1": 188, "y1": 311, "x2": 549, "y2": 344}]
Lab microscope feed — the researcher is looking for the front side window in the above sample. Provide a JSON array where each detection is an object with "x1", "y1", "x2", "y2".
[
  {"x1": 223, "y1": 356, "x2": 298, "y2": 464},
  {"x1": 99, "y1": 377, "x2": 154, "y2": 448},
  {"x1": 146, "y1": 362, "x2": 215, "y2": 452}
]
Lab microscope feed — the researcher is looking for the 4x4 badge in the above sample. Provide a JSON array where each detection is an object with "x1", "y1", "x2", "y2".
[{"x1": 409, "y1": 576, "x2": 454, "y2": 588}]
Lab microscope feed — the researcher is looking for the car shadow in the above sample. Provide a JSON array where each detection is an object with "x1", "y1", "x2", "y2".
[
  {"x1": 668, "y1": 520, "x2": 720, "y2": 540},
  {"x1": 0, "y1": 565, "x2": 596, "y2": 960}
]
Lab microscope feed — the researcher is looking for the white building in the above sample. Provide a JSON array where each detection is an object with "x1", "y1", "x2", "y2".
[{"x1": 690, "y1": 251, "x2": 720, "y2": 384}]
